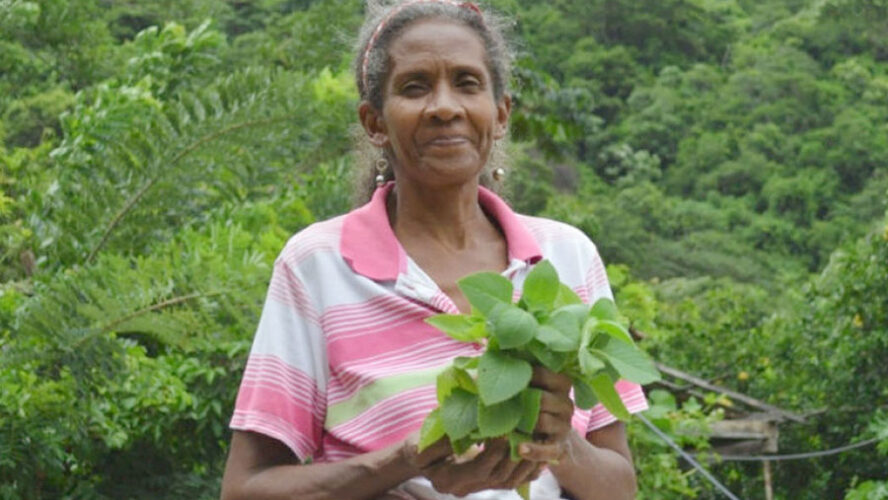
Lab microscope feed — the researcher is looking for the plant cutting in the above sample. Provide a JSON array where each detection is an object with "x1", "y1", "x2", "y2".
[{"x1": 418, "y1": 260, "x2": 661, "y2": 499}]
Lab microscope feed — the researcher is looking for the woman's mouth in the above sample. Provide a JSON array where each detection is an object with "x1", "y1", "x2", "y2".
[{"x1": 426, "y1": 135, "x2": 469, "y2": 147}]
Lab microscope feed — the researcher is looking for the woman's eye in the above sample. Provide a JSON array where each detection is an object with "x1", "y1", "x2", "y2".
[
  {"x1": 459, "y1": 78, "x2": 481, "y2": 88},
  {"x1": 402, "y1": 83, "x2": 427, "y2": 95}
]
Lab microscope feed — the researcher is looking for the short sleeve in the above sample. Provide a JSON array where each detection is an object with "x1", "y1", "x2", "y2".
[
  {"x1": 230, "y1": 258, "x2": 328, "y2": 461},
  {"x1": 580, "y1": 238, "x2": 614, "y2": 303},
  {"x1": 575, "y1": 237, "x2": 649, "y2": 434}
]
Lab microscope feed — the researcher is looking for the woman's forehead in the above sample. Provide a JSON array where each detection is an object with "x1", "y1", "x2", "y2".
[{"x1": 387, "y1": 19, "x2": 488, "y2": 72}]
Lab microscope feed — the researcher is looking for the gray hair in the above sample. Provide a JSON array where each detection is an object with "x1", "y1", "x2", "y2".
[{"x1": 351, "y1": 0, "x2": 514, "y2": 205}]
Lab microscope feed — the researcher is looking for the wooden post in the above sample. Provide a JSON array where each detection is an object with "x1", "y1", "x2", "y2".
[{"x1": 763, "y1": 460, "x2": 774, "y2": 500}]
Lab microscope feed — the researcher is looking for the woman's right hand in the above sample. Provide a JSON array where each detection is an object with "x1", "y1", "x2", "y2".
[{"x1": 400, "y1": 434, "x2": 544, "y2": 497}]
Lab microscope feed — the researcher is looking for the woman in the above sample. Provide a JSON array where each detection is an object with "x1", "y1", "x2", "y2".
[{"x1": 220, "y1": 2, "x2": 648, "y2": 499}]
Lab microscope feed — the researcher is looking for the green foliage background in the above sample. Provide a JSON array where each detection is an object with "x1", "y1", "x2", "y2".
[{"x1": 1, "y1": 0, "x2": 885, "y2": 498}]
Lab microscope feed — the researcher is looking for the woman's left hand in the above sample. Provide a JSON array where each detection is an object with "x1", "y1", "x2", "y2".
[{"x1": 518, "y1": 365, "x2": 577, "y2": 463}]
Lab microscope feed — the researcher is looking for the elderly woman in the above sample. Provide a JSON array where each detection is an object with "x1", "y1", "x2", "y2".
[{"x1": 220, "y1": 1, "x2": 647, "y2": 499}]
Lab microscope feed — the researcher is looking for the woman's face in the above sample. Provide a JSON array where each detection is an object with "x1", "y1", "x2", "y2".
[{"x1": 361, "y1": 18, "x2": 511, "y2": 189}]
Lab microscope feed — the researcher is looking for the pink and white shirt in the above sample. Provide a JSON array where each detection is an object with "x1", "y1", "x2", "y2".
[{"x1": 230, "y1": 183, "x2": 648, "y2": 494}]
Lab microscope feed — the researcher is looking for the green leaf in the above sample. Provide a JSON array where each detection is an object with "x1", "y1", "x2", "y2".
[
  {"x1": 453, "y1": 356, "x2": 479, "y2": 370},
  {"x1": 589, "y1": 298, "x2": 620, "y2": 321},
  {"x1": 521, "y1": 260, "x2": 559, "y2": 310},
  {"x1": 581, "y1": 316, "x2": 598, "y2": 350},
  {"x1": 588, "y1": 373, "x2": 630, "y2": 420},
  {"x1": 536, "y1": 325, "x2": 575, "y2": 352},
  {"x1": 645, "y1": 389, "x2": 677, "y2": 426},
  {"x1": 455, "y1": 367, "x2": 479, "y2": 394},
  {"x1": 418, "y1": 408, "x2": 446, "y2": 451},
  {"x1": 596, "y1": 339, "x2": 661, "y2": 384},
  {"x1": 477, "y1": 395, "x2": 524, "y2": 438},
  {"x1": 458, "y1": 272, "x2": 513, "y2": 315},
  {"x1": 425, "y1": 314, "x2": 486, "y2": 343},
  {"x1": 527, "y1": 339, "x2": 569, "y2": 372},
  {"x1": 440, "y1": 388, "x2": 479, "y2": 440},
  {"x1": 648, "y1": 389, "x2": 677, "y2": 410},
  {"x1": 553, "y1": 283, "x2": 583, "y2": 307},
  {"x1": 539, "y1": 305, "x2": 585, "y2": 351},
  {"x1": 436, "y1": 366, "x2": 460, "y2": 403},
  {"x1": 517, "y1": 388, "x2": 543, "y2": 434},
  {"x1": 555, "y1": 303, "x2": 591, "y2": 323},
  {"x1": 490, "y1": 305, "x2": 537, "y2": 349},
  {"x1": 578, "y1": 348, "x2": 606, "y2": 375},
  {"x1": 594, "y1": 319, "x2": 634, "y2": 345},
  {"x1": 477, "y1": 350, "x2": 533, "y2": 405},
  {"x1": 573, "y1": 377, "x2": 599, "y2": 409}
]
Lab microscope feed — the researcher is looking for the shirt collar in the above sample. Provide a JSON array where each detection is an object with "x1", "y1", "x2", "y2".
[{"x1": 340, "y1": 182, "x2": 542, "y2": 281}]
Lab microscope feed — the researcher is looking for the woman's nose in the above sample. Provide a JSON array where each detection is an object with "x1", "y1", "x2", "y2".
[{"x1": 424, "y1": 82, "x2": 462, "y2": 122}]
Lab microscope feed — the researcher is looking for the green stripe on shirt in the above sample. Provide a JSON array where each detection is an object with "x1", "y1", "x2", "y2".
[{"x1": 325, "y1": 364, "x2": 449, "y2": 428}]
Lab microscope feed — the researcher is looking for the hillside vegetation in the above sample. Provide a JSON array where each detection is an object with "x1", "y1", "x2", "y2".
[{"x1": 1, "y1": 1, "x2": 886, "y2": 499}]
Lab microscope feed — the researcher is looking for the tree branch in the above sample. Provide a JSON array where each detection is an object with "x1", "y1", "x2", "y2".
[
  {"x1": 100, "y1": 290, "x2": 225, "y2": 333},
  {"x1": 655, "y1": 363, "x2": 806, "y2": 423},
  {"x1": 85, "y1": 115, "x2": 291, "y2": 263}
]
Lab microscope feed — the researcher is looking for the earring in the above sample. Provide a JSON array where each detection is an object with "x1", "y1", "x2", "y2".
[
  {"x1": 492, "y1": 167, "x2": 505, "y2": 181},
  {"x1": 375, "y1": 157, "x2": 388, "y2": 188}
]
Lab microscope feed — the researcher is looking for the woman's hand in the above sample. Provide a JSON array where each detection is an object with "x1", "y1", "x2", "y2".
[
  {"x1": 398, "y1": 366, "x2": 575, "y2": 496},
  {"x1": 518, "y1": 365, "x2": 577, "y2": 464},
  {"x1": 401, "y1": 434, "x2": 544, "y2": 497},
  {"x1": 516, "y1": 367, "x2": 639, "y2": 500}
]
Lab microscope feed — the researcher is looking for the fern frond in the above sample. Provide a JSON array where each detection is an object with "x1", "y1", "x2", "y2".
[
  {"x1": 7, "y1": 216, "x2": 284, "y2": 381},
  {"x1": 38, "y1": 67, "x2": 354, "y2": 269}
]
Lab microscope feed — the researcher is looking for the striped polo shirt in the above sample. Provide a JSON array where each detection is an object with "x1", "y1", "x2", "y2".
[{"x1": 230, "y1": 182, "x2": 648, "y2": 465}]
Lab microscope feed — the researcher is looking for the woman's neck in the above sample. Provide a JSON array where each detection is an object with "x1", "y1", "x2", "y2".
[{"x1": 389, "y1": 178, "x2": 496, "y2": 252}]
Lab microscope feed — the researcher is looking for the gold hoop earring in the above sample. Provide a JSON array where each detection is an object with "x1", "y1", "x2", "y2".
[{"x1": 375, "y1": 157, "x2": 388, "y2": 188}]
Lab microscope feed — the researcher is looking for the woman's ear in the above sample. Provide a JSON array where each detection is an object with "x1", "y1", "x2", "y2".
[
  {"x1": 358, "y1": 101, "x2": 389, "y2": 147},
  {"x1": 493, "y1": 94, "x2": 512, "y2": 140}
]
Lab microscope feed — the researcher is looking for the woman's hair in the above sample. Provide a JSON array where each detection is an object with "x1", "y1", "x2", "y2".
[{"x1": 351, "y1": 0, "x2": 514, "y2": 205}]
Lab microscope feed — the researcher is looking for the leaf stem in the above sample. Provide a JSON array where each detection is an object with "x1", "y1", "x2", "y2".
[{"x1": 99, "y1": 290, "x2": 225, "y2": 333}]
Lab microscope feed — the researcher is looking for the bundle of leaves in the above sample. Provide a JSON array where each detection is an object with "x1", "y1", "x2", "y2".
[{"x1": 417, "y1": 260, "x2": 661, "y2": 496}]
